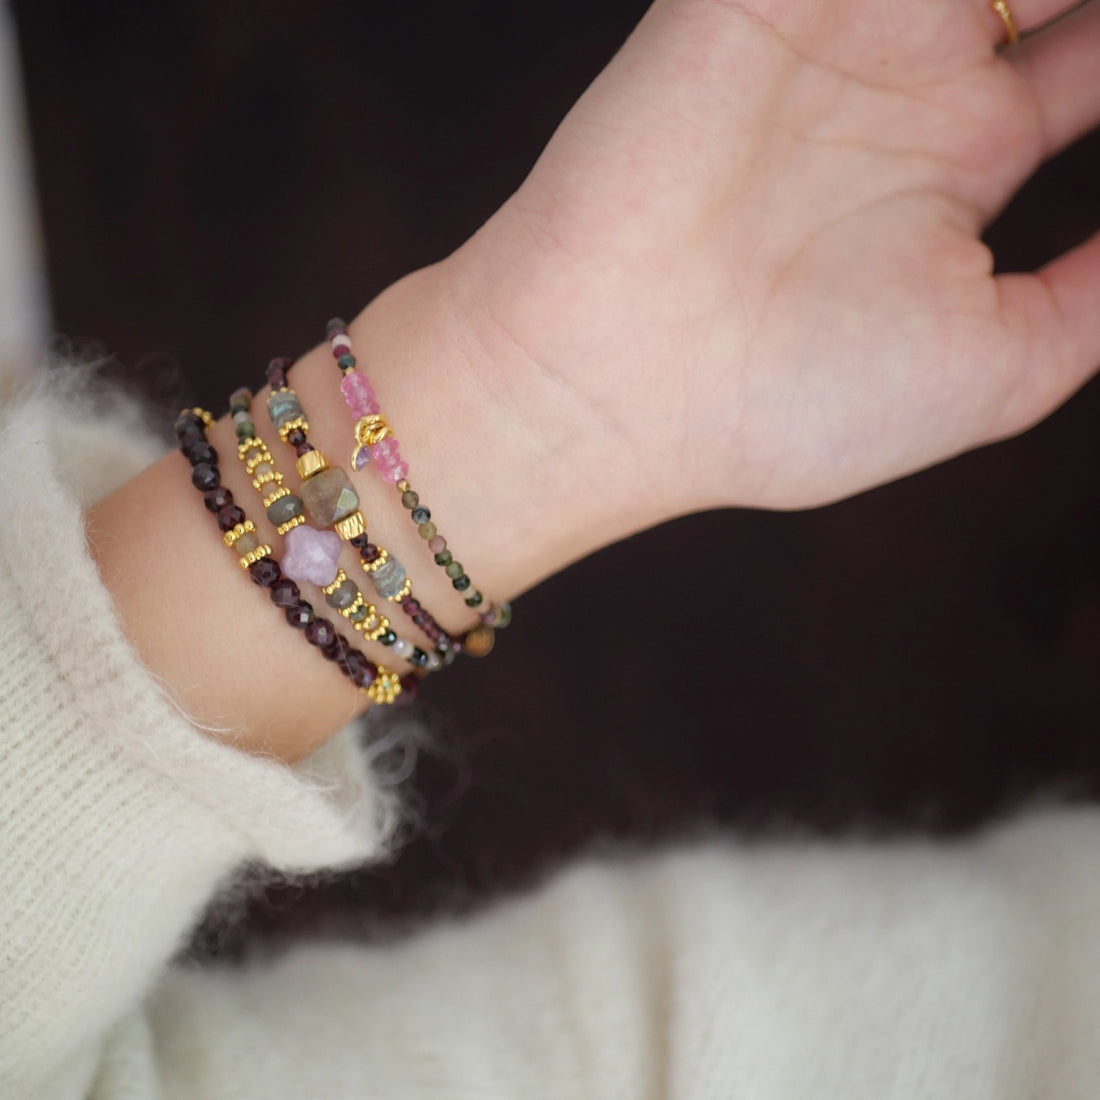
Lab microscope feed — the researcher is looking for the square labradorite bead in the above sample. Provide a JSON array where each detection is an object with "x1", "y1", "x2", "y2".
[{"x1": 299, "y1": 467, "x2": 360, "y2": 526}]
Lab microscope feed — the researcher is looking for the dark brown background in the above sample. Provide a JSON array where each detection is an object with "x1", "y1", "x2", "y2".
[{"x1": 13, "y1": 0, "x2": 1100, "y2": 949}]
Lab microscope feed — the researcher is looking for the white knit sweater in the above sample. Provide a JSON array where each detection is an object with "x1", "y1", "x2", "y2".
[{"x1": 2, "y1": 365, "x2": 1100, "y2": 1100}]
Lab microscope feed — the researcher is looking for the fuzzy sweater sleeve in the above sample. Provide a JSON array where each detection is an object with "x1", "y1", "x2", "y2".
[{"x1": 0, "y1": 371, "x2": 397, "y2": 1099}]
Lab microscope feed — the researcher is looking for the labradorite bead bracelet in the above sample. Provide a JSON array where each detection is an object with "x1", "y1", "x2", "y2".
[
  {"x1": 229, "y1": 387, "x2": 443, "y2": 673},
  {"x1": 175, "y1": 407, "x2": 409, "y2": 705},
  {"x1": 263, "y1": 358, "x2": 461, "y2": 667},
  {"x1": 324, "y1": 319, "x2": 510, "y2": 657}
]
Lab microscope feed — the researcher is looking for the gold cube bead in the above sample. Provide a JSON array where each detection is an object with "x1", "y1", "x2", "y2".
[
  {"x1": 334, "y1": 510, "x2": 366, "y2": 541},
  {"x1": 296, "y1": 448, "x2": 329, "y2": 481},
  {"x1": 223, "y1": 521, "x2": 255, "y2": 548}
]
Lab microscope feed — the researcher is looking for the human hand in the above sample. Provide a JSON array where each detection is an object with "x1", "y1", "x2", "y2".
[{"x1": 455, "y1": 0, "x2": 1100, "y2": 513}]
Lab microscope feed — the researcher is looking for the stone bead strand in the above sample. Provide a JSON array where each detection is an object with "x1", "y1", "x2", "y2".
[
  {"x1": 325, "y1": 318, "x2": 510, "y2": 658},
  {"x1": 229, "y1": 389, "x2": 440, "y2": 672},
  {"x1": 175, "y1": 407, "x2": 409, "y2": 705},
  {"x1": 263, "y1": 359, "x2": 459, "y2": 669}
]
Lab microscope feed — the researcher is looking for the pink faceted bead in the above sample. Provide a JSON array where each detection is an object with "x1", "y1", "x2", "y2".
[
  {"x1": 281, "y1": 524, "x2": 344, "y2": 587},
  {"x1": 340, "y1": 371, "x2": 379, "y2": 418},
  {"x1": 383, "y1": 460, "x2": 409, "y2": 484},
  {"x1": 427, "y1": 535, "x2": 446, "y2": 554}
]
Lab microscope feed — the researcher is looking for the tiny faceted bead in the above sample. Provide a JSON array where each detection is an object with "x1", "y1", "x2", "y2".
[
  {"x1": 331, "y1": 334, "x2": 352, "y2": 354},
  {"x1": 286, "y1": 427, "x2": 307, "y2": 448},
  {"x1": 216, "y1": 503, "x2": 246, "y2": 531},
  {"x1": 305, "y1": 618, "x2": 338, "y2": 650},
  {"x1": 410, "y1": 506, "x2": 431, "y2": 525},
  {"x1": 183, "y1": 439, "x2": 217, "y2": 467},
  {"x1": 271, "y1": 578, "x2": 301, "y2": 608},
  {"x1": 229, "y1": 388, "x2": 252, "y2": 415},
  {"x1": 286, "y1": 601, "x2": 316, "y2": 629},
  {"x1": 326, "y1": 317, "x2": 348, "y2": 335},
  {"x1": 359, "y1": 542, "x2": 380, "y2": 563},
  {"x1": 400, "y1": 490, "x2": 419, "y2": 510},
  {"x1": 248, "y1": 558, "x2": 281, "y2": 588},
  {"x1": 265, "y1": 357, "x2": 291, "y2": 389},
  {"x1": 377, "y1": 629, "x2": 397, "y2": 646},
  {"x1": 203, "y1": 486, "x2": 233, "y2": 513},
  {"x1": 337, "y1": 353, "x2": 356, "y2": 371},
  {"x1": 465, "y1": 590, "x2": 484, "y2": 608},
  {"x1": 434, "y1": 550, "x2": 453, "y2": 567},
  {"x1": 409, "y1": 648, "x2": 429, "y2": 669},
  {"x1": 349, "y1": 533, "x2": 371, "y2": 550},
  {"x1": 444, "y1": 561, "x2": 463, "y2": 579},
  {"x1": 417, "y1": 522, "x2": 437, "y2": 541},
  {"x1": 295, "y1": 441, "x2": 314, "y2": 458},
  {"x1": 340, "y1": 371, "x2": 379, "y2": 417},
  {"x1": 428, "y1": 536, "x2": 446, "y2": 555},
  {"x1": 235, "y1": 422, "x2": 256, "y2": 443},
  {"x1": 191, "y1": 463, "x2": 220, "y2": 492},
  {"x1": 452, "y1": 574, "x2": 471, "y2": 591}
]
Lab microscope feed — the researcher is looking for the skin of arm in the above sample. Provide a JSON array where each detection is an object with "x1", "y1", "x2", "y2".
[{"x1": 87, "y1": 0, "x2": 1100, "y2": 762}]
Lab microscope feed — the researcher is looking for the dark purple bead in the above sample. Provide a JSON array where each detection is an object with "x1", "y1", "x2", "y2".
[
  {"x1": 401, "y1": 596, "x2": 419, "y2": 613},
  {"x1": 285, "y1": 601, "x2": 315, "y2": 629},
  {"x1": 271, "y1": 578, "x2": 301, "y2": 608},
  {"x1": 359, "y1": 543, "x2": 380, "y2": 564},
  {"x1": 248, "y1": 558, "x2": 281, "y2": 588},
  {"x1": 294, "y1": 441, "x2": 314, "y2": 458},
  {"x1": 190, "y1": 463, "x2": 220, "y2": 492},
  {"x1": 216, "y1": 503, "x2": 246, "y2": 532},
  {"x1": 349, "y1": 532, "x2": 370, "y2": 550},
  {"x1": 203, "y1": 486, "x2": 234, "y2": 513},
  {"x1": 285, "y1": 427, "x2": 307, "y2": 448},
  {"x1": 174, "y1": 411, "x2": 204, "y2": 443},
  {"x1": 182, "y1": 439, "x2": 217, "y2": 467},
  {"x1": 332, "y1": 634, "x2": 354, "y2": 671},
  {"x1": 265, "y1": 357, "x2": 291, "y2": 389},
  {"x1": 305, "y1": 617, "x2": 338, "y2": 651},
  {"x1": 342, "y1": 649, "x2": 375, "y2": 687}
]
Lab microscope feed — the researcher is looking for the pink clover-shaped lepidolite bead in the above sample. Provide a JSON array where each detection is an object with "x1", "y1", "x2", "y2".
[{"x1": 280, "y1": 524, "x2": 344, "y2": 587}]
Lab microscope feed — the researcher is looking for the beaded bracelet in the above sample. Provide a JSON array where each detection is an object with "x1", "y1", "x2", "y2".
[
  {"x1": 228, "y1": 388, "x2": 445, "y2": 672},
  {"x1": 325, "y1": 318, "x2": 510, "y2": 658},
  {"x1": 175, "y1": 407, "x2": 409, "y2": 704},
  {"x1": 262, "y1": 357, "x2": 462, "y2": 665}
]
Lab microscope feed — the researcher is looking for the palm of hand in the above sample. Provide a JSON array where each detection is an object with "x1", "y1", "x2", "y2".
[{"x1": 466, "y1": 0, "x2": 1099, "y2": 513}]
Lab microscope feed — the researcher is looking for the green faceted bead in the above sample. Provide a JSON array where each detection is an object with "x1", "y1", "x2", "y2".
[
  {"x1": 401, "y1": 489, "x2": 419, "y2": 510},
  {"x1": 453, "y1": 574, "x2": 471, "y2": 591},
  {"x1": 465, "y1": 591, "x2": 484, "y2": 608},
  {"x1": 235, "y1": 421, "x2": 256, "y2": 441},
  {"x1": 377, "y1": 629, "x2": 397, "y2": 646},
  {"x1": 434, "y1": 550, "x2": 453, "y2": 567},
  {"x1": 444, "y1": 561, "x2": 463, "y2": 580},
  {"x1": 417, "y1": 521, "x2": 437, "y2": 541}
]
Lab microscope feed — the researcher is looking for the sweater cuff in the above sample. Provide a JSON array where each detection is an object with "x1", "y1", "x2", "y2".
[{"x1": 0, "y1": 377, "x2": 391, "y2": 1094}]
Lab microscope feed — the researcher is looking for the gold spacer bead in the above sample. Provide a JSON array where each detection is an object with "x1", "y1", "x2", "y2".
[
  {"x1": 321, "y1": 568, "x2": 348, "y2": 597},
  {"x1": 296, "y1": 448, "x2": 329, "y2": 481},
  {"x1": 396, "y1": 479, "x2": 411, "y2": 494},
  {"x1": 238, "y1": 437, "x2": 264, "y2": 459},
  {"x1": 184, "y1": 407, "x2": 215, "y2": 428},
  {"x1": 340, "y1": 592, "x2": 366, "y2": 619},
  {"x1": 278, "y1": 415, "x2": 310, "y2": 443},
  {"x1": 355, "y1": 608, "x2": 382, "y2": 634},
  {"x1": 223, "y1": 520, "x2": 256, "y2": 548},
  {"x1": 363, "y1": 548, "x2": 389, "y2": 574},
  {"x1": 261, "y1": 483, "x2": 290, "y2": 507},
  {"x1": 276, "y1": 515, "x2": 306, "y2": 536},
  {"x1": 238, "y1": 544, "x2": 273, "y2": 569},
  {"x1": 364, "y1": 616, "x2": 390, "y2": 642},
  {"x1": 390, "y1": 578, "x2": 413, "y2": 602},
  {"x1": 365, "y1": 669, "x2": 402, "y2": 706},
  {"x1": 244, "y1": 448, "x2": 274, "y2": 475},
  {"x1": 334, "y1": 510, "x2": 366, "y2": 541},
  {"x1": 253, "y1": 470, "x2": 282, "y2": 493}
]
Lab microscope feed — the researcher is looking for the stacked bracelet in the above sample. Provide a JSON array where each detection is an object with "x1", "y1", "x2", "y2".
[
  {"x1": 228, "y1": 387, "x2": 445, "y2": 672},
  {"x1": 324, "y1": 318, "x2": 509, "y2": 657},
  {"x1": 263, "y1": 358, "x2": 460, "y2": 665},
  {"x1": 175, "y1": 407, "x2": 408, "y2": 704}
]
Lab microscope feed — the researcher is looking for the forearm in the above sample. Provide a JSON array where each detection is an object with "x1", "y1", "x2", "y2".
[{"x1": 86, "y1": 255, "x2": 652, "y2": 762}]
